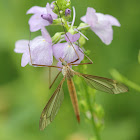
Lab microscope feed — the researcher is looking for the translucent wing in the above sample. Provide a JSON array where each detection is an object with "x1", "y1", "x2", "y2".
[
  {"x1": 39, "y1": 77, "x2": 65, "y2": 130},
  {"x1": 76, "y1": 72, "x2": 128, "y2": 94}
]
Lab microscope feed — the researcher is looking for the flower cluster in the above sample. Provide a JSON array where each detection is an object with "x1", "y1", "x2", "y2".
[{"x1": 15, "y1": 0, "x2": 120, "y2": 68}]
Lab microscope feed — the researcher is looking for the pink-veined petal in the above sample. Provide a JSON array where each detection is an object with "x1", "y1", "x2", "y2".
[
  {"x1": 15, "y1": 40, "x2": 29, "y2": 53},
  {"x1": 27, "y1": 6, "x2": 46, "y2": 14}
]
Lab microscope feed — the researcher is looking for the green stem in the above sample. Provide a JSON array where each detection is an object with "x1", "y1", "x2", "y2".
[
  {"x1": 84, "y1": 85, "x2": 101, "y2": 140},
  {"x1": 64, "y1": 19, "x2": 69, "y2": 31},
  {"x1": 110, "y1": 69, "x2": 140, "y2": 92}
]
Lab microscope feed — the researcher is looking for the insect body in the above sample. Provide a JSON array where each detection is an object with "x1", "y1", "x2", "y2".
[
  {"x1": 39, "y1": 58, "x2": 128, "y2": 130},
  {"x1": 61, "y1": 58, "x2": 80, "y2": 123}
]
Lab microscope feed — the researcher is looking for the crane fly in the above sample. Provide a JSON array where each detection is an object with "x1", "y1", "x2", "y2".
[
  {"x1": 27, "y1": 2, "x2": 128, "y2": 131},
  {"x1": 39, "y1": 57, "x2": 128, "y2": 130}
]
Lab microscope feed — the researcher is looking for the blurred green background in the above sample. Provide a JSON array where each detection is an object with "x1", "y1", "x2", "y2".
[{"x1": 0, "y1": 0, "x2": 140, "y2": 140}]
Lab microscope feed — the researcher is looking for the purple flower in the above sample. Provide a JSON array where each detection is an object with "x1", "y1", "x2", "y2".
[
  {"x1": 65, "y1": 8, "x2": 71, "y2": 16},
  {"x1": 14, "y1": 28, "x2": 53, "y2": 67},
  {"x1": 41, "y1": 14, "x2": 53, "y2": 24},
  {"x1": 27, "y1": 3, "x2": 57, "y2": 32},
  {"x1": 81, "y1": 7, "x2": 121, "y2": 45},
  {"x1": 53, "y1": 32, "x2": 84, "y2": 68}
]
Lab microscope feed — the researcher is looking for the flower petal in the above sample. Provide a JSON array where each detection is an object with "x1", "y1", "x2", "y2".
[
  {"x1": 96, "y1": 13, "x2": 110, "y2": 24},
  {"x1": 27, "y1": 6, "x2": 46, "y2": 14},
  {"x1": 15, "y1": 40, "x2": 29, "y2": 53},
  {"x1": 91, "y1": 24, "x2": 113, "y2": 45},
  {"x1": 86, "y1": 7, "x2": 98, "y2": 27},
  {"x1": 53, "y1": 42, "x2": 84, "y2": 64},
  {"x1": 91, "y1": 13, "x2": 114, "y2": 45},
  {"x1": 41, "y1": 27, "x2": 52, "y2": 44},
  {"x1": 105, "y1": 14, "x2": 121, "y2": 27},
  {"x1": 81, "y1": 8, "x2": 120, "y2": 45},
  {"x1": 46, "y1": 3, "x2": 57, "y2": 19},
  {"x1": 30, "y1": 36, "x2": 53, "y2": 65},
  {"x1": 28, "y1": 14, "x2": 50, "y2": 32},
  {"x1": 65, "y1": 32, "x2": 80, "y2": 43},
  {"x1": 21, "y1": 52, "x2": 30, "y2": 67},
  {"x1": 81, "y1": 15, "x2": 87, "y2": 23}
]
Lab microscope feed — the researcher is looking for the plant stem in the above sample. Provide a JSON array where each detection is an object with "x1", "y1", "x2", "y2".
[
  {"x1": 110, "y1": 69, "x2": 140, "y2": 92},
  {"x1": 85, "y1": 86, "x2": 101, "y2": 140}
]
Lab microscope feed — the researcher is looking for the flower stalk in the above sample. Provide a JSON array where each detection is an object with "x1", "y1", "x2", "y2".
[{"x1": 84, "y1": 84, "x2": 101, "y2": 140}]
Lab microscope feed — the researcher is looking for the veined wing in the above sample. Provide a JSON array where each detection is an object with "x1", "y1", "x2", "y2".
[
  {"x1": 75, "y1": 72, "x2": 128, "y2": 94},
  {"x1": 39, "y1": 77, "x2": 65, "y2": 130}
]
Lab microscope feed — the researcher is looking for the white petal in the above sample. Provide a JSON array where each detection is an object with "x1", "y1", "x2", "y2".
[
  {"x1": 27, "y1": 6, "x2": 46, "y2": 14},
  {"x1": 30, "y1": 36, "x2": 53, "y2": 65},
  {"x1": 29, "y1": 14, "x2": 50, "y2": 32},
  {"x1": 41, "y1": 27, "x2": 52, "y2": 43},
  {"x1": 53, "y1": 43, "x2": 84, "y2": 63},
  {"x1": 15, "y1": 40, "x2": 29, "y2": 53},
  {"x1": 86, "y1": 7, "x2": 98, "y2": 27},
  {"x1": 105, "y1": 14, "x2": 121, "y2": 27},
  {"x1": 91, "y1": 24, "x2": 113, "y2": 45},
  {"x1": 96, "y1": 13, "x2": 110, "y2": 26},
  {"x1": 21, "y1": 52, "x2": 30, "y2": 67},
  {"x1": 91, "y1": 13, "x2": 114, "y2": 45},
  {"x1": 81, "y1": 15, "x2": 87, "y2": 23}
]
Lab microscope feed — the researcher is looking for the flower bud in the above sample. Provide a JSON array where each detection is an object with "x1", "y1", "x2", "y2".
[
  {"x1": 65, "y1": 8, "x2": 71, "y2": 16},
  {"x1": 50, "y1": 1, "x2": 55, "y2": 10},
  {"x1": 52, "y1": 32, "x2": 63, "y2": 43},
  {"x1": 41, "y1": 14, "x2": 53, "y2": 24}
]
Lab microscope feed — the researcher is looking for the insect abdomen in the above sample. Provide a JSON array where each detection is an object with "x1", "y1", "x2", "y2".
[{"x1": 67, "y1": 78, "x2": 80, "y2": 123}]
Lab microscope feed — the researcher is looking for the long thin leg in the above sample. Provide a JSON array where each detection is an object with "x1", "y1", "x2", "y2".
[
  {"x1": 49, "y1": 71, "x2": 61, "y2": 89},
  {"x1": 28, "y1": 34, "x2": 62, "y2": 69},
  {"x1": 55, "y1": 2, "x2": 80, "y2": 63},
  {"x1": 69, "y1": 46, "x2": 93, "y2": 66},
  {"x1": 70, "y1": 62, "x2": 92, "y2": 66}
]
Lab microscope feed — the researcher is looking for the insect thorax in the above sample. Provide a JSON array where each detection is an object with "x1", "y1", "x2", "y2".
[{"x1": 62, "y1": 66, "x2": 74, "y2": 79}]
